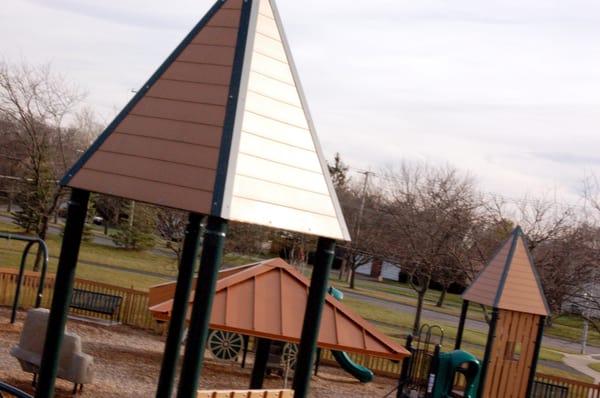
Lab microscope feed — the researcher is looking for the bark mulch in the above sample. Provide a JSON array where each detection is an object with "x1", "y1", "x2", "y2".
[{"x1": 0, "y1": 308, "x2": 397, "y2": 397}]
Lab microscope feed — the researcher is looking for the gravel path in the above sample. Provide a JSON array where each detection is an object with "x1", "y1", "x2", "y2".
[{"x1": 0, "y1": 308, "x2": 397, "y2": 397}]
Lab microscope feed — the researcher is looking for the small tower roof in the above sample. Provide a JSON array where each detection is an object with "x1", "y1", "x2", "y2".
[
  {"x1": 462, "y1": 226, "x2": 550, "y2": 316},
  {"x1": 61, "y1": 0, "x2": 350, "y2": 241}
]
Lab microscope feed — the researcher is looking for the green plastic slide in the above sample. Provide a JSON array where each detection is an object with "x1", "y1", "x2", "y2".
[{"x1": 327, "y1": 287, "x2": 375, "y2": 383}]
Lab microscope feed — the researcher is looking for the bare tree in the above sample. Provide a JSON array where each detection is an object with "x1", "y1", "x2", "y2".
[
  {"x1": 338, "y1": 184, "x2": 389, "y2": 289},
  {"x1": 0, "y1": 61, "x2": 87, "y2": 266},
  {"x1": 156, "y1": 207, "x2": 187, "y2": 262},
  {"x1": 382, "y1": 162, "x2": 480, "y2": 333}
]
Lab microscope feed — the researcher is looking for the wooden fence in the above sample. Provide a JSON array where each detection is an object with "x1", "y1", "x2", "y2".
[
  {"x1": 2, "y1": 268, "x2": 600, "y2": 397},
  {"x1": 0, "y1": 268, "x2": 154, "y2": 329},
  {"x1": 534, "y1": 373, "x2": 600, "y2": 398}
]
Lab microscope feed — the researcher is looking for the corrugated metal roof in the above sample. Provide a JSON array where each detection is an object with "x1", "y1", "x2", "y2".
[
  {"x1": 149, "y1": 258, "x2": 409, "y2": 360},
  {"x1": 61, "y1": 0, "x2": 350, "y2": 241},
  {"x1": 462, "y1": 227, "x2": 550, "y2": 316}
]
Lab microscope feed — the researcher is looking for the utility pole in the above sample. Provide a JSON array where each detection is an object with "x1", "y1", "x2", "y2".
[
  {"x1": 346, "y1": 170, "x2": 374, "y2": 284},
  {"x1": 355, "y1": 170, "x2": 374, "y2": 242}
]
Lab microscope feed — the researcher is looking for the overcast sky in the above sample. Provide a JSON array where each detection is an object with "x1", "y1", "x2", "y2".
[{"x1": 2, "y1": 0, "x2": 600, "y2": 203}]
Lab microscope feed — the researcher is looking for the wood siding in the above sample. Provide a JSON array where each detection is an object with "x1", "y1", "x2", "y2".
[
  {"x1": 148, "y1": 258, "x2": 409, "y2": 360},
  {"x1": 462, "y1": 228, "x2": 549, "y2": 316},
  {"x1": 68, "y1": 0, "x2": 243, "y2": 215},
  {"x1": 483, "y1": 310, "x2": 540, "y2": 398},
  {"x1": 462, "y1": 238, "x2": 511, "y2": 306},
  {"x1": 225, "y1": 0, "x2": 348, "y2": 240},
  {"x1": 498, "y1": 238, "x2": 549, "y2": 315}
]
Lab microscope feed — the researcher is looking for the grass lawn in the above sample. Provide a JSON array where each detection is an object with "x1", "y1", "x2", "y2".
[
  {"x1": 588, "y1": 362, "x2": 600, "y2": 373},
  {"x1": 0, "y1": 220, "x2": 261, "y2": 290},
  {"x1": 332, "y1": 274, "x2": 600, "y2": 347}
]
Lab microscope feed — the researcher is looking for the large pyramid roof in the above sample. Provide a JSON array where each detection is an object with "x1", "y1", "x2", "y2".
[
  {"x1": 462, "y1": 227, "x2": 550, "y2": 316},
  {"x1": 61, "y1": 0, "x2": 350, "y2": 241},
  {"x1": 149, "y1": 258, "x2": 409, "y2": 360}
]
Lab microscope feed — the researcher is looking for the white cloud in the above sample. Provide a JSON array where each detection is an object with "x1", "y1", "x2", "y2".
[{"x1": 2, "y1": 0, "x2": 599, "y2": 202}]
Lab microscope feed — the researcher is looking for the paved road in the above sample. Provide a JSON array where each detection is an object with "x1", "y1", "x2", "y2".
[{"x1": 342, "y1": 290, "x2": 600, "y2": 355}]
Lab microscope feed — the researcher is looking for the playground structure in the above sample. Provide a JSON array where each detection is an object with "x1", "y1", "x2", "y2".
[
  {"x1": 459, "y1": 226, "x2": 549, "y2": 398},
  {"x1": 1, "y1": 0, "x2": 366, "y2": 397},
  {"x1": 0, "y1": 232, "x2": 49, "y2": 324},
  {"x1": 148, "y1": 258, "x2": 408, "y2": 387},
  {"x1": 397, "y1": 226, "x2": 550, "y2": 398}
]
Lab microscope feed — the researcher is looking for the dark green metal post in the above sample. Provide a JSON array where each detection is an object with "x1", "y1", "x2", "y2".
[
  {"x1": 176, "y1": 216, "x2": 228, "y2": 398},
  {"x1": 292, "y1": 237, "x2": 336, "y2": 398},
  {"x1": 454, "y1": 300, "x2": 469, "y2": 350},
  {"x1": 477, "y1": 307, "x2": 499, "y2": 398},
  {"x1": 396, "y1": 334, "x2": 414, "y2": 398},
  {"x1": 525, "y1": 315, "x2": 546, "y2": 398},
  {"x1": 36, "y1": 188, "x2": 90, "y2": 398},
  {"x1": 250, "y1": 338, "x2": 272, "y2": 389},
  {"x1": 155, "y1": 213, "x2": 204, "y2": 398}
]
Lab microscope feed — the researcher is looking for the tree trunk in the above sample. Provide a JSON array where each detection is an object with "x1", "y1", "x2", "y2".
[
  {"x1": 413, "y1": 290, "x2": 426, "y2": 334},
  {"x1": 349, "y1": 267, "x2": 357, "y2": 289},
  {"x1": 338, "y1": 260, "x2": 346, "y2": 281},
  {"x1": 104, "y1": 222, "x2": 108, "y2": 235},
  {"x1": 436, "y1": 286, "x2": 447, "y2": 307}
]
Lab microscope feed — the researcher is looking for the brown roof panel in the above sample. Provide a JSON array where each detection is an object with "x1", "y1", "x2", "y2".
[
  {"x1": 462, "y1": 227, "x2": 550, "y2": 316},
  {"x1": 63, "y1": 0, "x2": 242, "y2": 214},
  {"x1": 149, "y1": 258, "x2": 409, "y2": 360}
]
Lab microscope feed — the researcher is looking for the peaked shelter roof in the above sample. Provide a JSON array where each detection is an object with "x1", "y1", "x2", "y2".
[
  {"x1": 462, "y1": 227, "x2": 550, "y2": 316},
  {"x1": 149, "y1": 258, "x2": 409, "y2": 360},
  {"x1": 61, "y1": 0, "x2": 350, "y2": 241}
]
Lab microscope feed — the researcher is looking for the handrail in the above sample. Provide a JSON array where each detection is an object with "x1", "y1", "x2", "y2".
[
  {"x1": 0, "y1": 381, "x2": 33, "y2": 398},
  {"x1": 0, "y1": 232, "x2": 49, "y2": 323}
]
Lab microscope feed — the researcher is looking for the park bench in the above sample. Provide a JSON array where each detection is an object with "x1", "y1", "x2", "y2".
[
  {"x1": 70, "y1": 289, "x2": 122, "y2": 323},
  {"x1": 197, "y1": 389, "x2": 293, "y2": 398}
]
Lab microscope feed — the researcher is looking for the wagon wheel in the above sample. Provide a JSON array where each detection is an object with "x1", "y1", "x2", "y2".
[
  {"x1": 207, "y1": 330, "x2": 244, "y2": 361},
  {"x1": 281, "y1": 343, "x2": 299, "y2": 370}
]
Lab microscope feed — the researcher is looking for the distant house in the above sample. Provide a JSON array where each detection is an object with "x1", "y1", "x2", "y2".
[{"x1": 356, "y1": 258, "x2": 401, "y2": 281}]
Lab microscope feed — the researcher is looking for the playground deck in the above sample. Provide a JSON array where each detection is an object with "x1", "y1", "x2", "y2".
[{"x1": 0, "y1": 308, "x2": 397, "y2": 397}]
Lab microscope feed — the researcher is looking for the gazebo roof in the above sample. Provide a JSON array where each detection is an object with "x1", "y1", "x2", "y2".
[
  {"x1": 61, "y1": 0, "x2": 350, "y2": 241},
  {"x1": 149, "y1": 258, "x2": 409, "y2": 360},
  {"x1": 462, "y1": 226, "x2": 550, "y2": 316}
]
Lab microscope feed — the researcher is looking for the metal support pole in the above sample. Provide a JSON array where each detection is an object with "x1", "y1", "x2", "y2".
[
  {"x1": 313, "y1": 348, "x2": 322, "y2": 376},
  {"x1": 241, "y1": 335, "x2": 250, "y2": 368},
  {"x1": 454, "y1": 300, "x2": 469, "y2": 350},
  {"x1": 396, "y1": 334, "x2": 413, "y2": 398},
  {"x1": 155, "y1": 213, "x2": 204, "y2": 398},
  {"x1": 525, "y1": 316, "x2": 546, "y2": 398},
  {"x1": 36, "y1": 188, "x2": 90, "y2": 398},
  {"x1": 250, "y1": 338, "x2": 272, "y2": 389},
  {"x1": 176, "y1": 216, "x2": 228, "y2": 398},
  {"x1": 292, "y1": 237, "x2": 336, "y2": 398},
  {"x1": 477, "y1": 307, "x2": 499, "y2": 398},
  {"x1": 425, "y1": 344, "x2": 441, "y2": 397}
]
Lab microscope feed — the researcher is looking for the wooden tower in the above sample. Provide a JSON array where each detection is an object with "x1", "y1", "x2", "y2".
[{"x1": 455, "y1": 226, "x2": 550, "y2": 398}]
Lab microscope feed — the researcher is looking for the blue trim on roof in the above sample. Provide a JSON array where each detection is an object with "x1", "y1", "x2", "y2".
[
  {"x1": 60, "y1": 0, "x2": 227, "y2": 187},
  {"x1": 210, "y1": 0, "x2": 253, "y2": 215}
]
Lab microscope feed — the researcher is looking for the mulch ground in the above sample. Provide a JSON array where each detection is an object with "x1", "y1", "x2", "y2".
[{"x1": 0, "y1": 307, "x2": 397, "y2": 397}]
